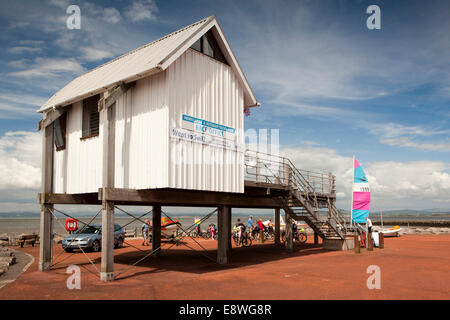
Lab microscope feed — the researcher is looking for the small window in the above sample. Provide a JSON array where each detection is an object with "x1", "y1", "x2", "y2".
[
  {"x1": 82, "y1": 95, "x2": 100, "y2": 139},
  {"x1": 190, "y1": 30, "x2": 228, "y2": 65},
  {"x1": 191, "y1": 38, "x2": 201, "y2": 52},
  {"x1": 54, "y1": 112, "x2": 67, "y2": 151},
  {"x1": 203, "y1": 35, "x2": 214, "y2": 58}
]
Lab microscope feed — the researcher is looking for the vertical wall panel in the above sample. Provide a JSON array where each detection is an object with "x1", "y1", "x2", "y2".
[
  {"x1": 53, "y1": 48, "x2": 244, "y2": 194},
  {"x1": 114, "y1": 72, "x2": 169, "y2": 190},
  {"x1": 167, "y1": 49, "x2": 244, "y2": 193},
  {"x1": 53, "y1": 101, "x2": 103, "y2": 194}
]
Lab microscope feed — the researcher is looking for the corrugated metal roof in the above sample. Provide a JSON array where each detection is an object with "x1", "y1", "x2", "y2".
[{"x1": 38, "y1": 15, "x2": 258, "y2": 113}]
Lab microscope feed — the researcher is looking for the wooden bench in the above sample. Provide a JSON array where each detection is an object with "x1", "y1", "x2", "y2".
[{"x1": 17, "y1": 234, "x2": 39, "y2": 248}]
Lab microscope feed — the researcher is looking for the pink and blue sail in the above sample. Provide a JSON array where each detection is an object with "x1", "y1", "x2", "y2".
[{"x1": 352, "y1": 158, "x2": 371, "y2": 223}]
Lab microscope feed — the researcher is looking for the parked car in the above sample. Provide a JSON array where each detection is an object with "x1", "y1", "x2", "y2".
[{"x1": 62, "y1": 223, "x2": 125, "y2": 252}]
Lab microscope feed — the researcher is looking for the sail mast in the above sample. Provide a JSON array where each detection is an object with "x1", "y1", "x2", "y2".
[{"x1": 350, "y1": 155, "x2": 355, "y2": 226}]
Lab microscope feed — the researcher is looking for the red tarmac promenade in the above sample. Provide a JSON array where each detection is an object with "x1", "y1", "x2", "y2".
[{"x1": 0, "y1": 234, "x2": 449, "y2": 299}]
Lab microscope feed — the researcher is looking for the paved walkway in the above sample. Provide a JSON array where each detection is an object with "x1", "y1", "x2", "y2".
[
  {"x1": 0, "y1": 235, "x2": 449, "y2": 299},
  {"x1": 0, "y1": 249, "x2": 34, "y2": 290}
]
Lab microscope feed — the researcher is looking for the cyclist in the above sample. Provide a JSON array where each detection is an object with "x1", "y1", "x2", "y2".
[
  {"x1": 247, "y1": 216, "x2": 254, "y2": 236},
  {"x1": 235, "y1": 219, "x2": 246, "y2": 246},
  {"x1": 292, "y1": 220, "x2": 298, "y2": 242},
  {"x1": 194, "y1": 217, "x2": 201, "y2": 237},
  {"x1": 257, "y1": 219, "x2": 264, "y2": 231}
]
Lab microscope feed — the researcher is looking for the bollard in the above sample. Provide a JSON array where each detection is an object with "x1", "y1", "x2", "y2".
[
  {"x1": 367, "y1": 232, "x2": 373, "y2": 251},
  {"x1": 379, "y1": 232, "x2": 384, "y2": 249},
  {"x1": 314, "y1": 232, "x2": 319, "y2": 245},
  {"x1": 259, "y1": 229, "x2": 264, "y2": 243},
  {"x1": 354, "y1": 235, "x2": 360, "y2": 254}
]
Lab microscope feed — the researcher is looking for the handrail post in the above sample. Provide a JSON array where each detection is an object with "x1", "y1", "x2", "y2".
[
  {"x1": 328, "y1": 172, "x2": 335, "y2": 195},
  {"x1": 321, "y1": 174, "x2": 324, "y2": 193},
  {"x1": 255, "y1": 152, "x2": 259, "y2": 183}
]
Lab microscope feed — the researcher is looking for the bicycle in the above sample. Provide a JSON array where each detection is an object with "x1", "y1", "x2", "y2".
[
  {"x1": 264, "y1": 228, "x2": 274, "y2": 240},
  {"x1": 233, "y1": 231, "x2": 252, "y2": 247},
  {"x1": 281, "y1": 230, "x2": 308, "y2": 243},
  {"x1": 204, "y1": 228, "x2": 218, "y2": 240}
]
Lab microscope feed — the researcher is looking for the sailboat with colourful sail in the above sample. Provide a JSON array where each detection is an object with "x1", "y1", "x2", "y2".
[
  {"x1": 350, "y1": 158, "x2": 402, "y2": 241},
  {"x1": 351, "y1": 157, "x2": 371, "y2": 225}
]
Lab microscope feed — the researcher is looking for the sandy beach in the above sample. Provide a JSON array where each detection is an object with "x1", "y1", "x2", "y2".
[{"x1": 0, "y1": 234, "x2": 449, "y2": 300}]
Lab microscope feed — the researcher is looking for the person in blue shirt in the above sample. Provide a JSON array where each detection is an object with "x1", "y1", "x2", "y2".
[
  {"x1": 142, "y1": 219, "x2": 150, "y2": 246},
  {"x1": 248, "y1": 216, "x2": 254, "y2": 236}
]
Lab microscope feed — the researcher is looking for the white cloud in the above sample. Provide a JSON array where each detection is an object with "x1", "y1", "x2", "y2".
[
  {"x1": 367, "y1": 122, "x2": 450, "y2": 139},
  {"x1": 8, "y1": 46, "x2": 43, "y2": 54},
  {"x1": 81, "y1": 47, "x2": 114, "y2": 62},
  {"x1": 0, "y1": 92, "x2": 47, "y2": 106},
  {"x1": 364, "y1": 122, "x2": 450, "y2": 152},
  {"x1": 17, "y1": 40, "x2": 45, "y2": 46},
  {"x1": 301, "y1": 140, "x2": 320, "y2": 147},
  {"x1": 0, "y1": 92, "x2": 47, "y2": 118},
  {"x1": 48, "y1": 0, "x2": 70, "y2": 9},
  {"x1": 0, "y1": 131, "x2": 41, "y2": 190},
  {"x1": 227, "y1": 2, "x2": 450, "y2": 106},
  {"x1": 103, "y1": 7, "x2": 121, "y2": 24},
  {"x1": 0, "y1": 130, "x2": 448, "y2": 212},
  {"x1": 125, "y1": 0, "x2": 158, "y2": 22},
  {"x1": 380, "y1": 137, "x2": 450, "y2": 152},
  {"x1": 281, "y1": 145, "x2": 450, "y2": 210},
  {"x1": 0, "y1": 102, "x2": 34, "y2": 118},
  {"x1": 8, "y1": 58, "x2": 85, "y2": 78}
]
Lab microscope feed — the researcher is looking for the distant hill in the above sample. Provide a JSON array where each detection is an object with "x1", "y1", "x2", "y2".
[
  {"x1": 331, "y1": 209, "x2": 450, "y2": 216},
  {"x1": 1, "y1": 208, "x2": 449, "y2": 218}
]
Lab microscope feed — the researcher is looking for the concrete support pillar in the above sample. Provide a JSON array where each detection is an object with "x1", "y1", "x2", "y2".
[
  {"x1": 152, "y1": 205, "x2": 161, "y2": 257},
  {"x1": 314, "y1": 232, "x2": 319, "y2": 245},
  {"x1": 39, "y1": 124, "x2": 54, "y2": 271},
  {"x1": 100, "y1": 200, "x2": 114, "y2": 281},
  {"x1": 217, "y1": 205, "x2": 230, "y2": 264},
  {"x1": 285, "y1": 212, "x2": 293, "y2": 253},
  {"x1": 274, "y1": 208, "x2": 280, "y2": 245}
]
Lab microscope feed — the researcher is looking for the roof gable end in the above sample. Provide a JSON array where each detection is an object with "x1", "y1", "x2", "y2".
[{"x1": 38, "y1": 15, "x2": 258, "y2": 113}]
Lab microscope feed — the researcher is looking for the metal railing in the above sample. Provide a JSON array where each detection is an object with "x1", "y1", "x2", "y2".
[
  {"x1": 327, "y1": 200, "x2": 349, "y2": 235},
  {"x1": 244, "y1": 149, "x2": 349, "y2": 238},
  {"x1": 244, "y1": 149, "x2": 335, "y2": 195}
]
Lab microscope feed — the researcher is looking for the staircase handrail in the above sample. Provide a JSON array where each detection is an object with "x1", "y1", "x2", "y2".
[{"x1": 244, "y1": 149, "x2": 333, "y2": 195}]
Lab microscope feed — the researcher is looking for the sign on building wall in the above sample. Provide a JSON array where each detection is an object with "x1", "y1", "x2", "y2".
[{"x1": 170, "y1": 114, "x2": 243, "y2": 152}]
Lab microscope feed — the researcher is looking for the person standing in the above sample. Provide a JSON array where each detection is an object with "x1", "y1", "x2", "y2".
[
  {"x1": 267, "y1": 219, "x2": 274, "y2": 233},
  {"x1": 142, "y1": 219, "x2": 150, "y2": 246},
  {"x1": 209, "y1": 224, "x2": 216, "y2": 240},
  {"x1": 365, "y1": 217, "x2": 373, "y2": 233}
]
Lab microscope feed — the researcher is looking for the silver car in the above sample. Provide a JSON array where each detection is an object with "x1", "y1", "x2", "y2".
[{"x1": 62, "y1": 223, "x2": 125, "y2": 252}]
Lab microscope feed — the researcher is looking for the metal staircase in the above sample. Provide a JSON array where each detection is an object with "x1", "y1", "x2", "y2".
[{"x1": 245, "y1": 150, "x2": 350, "y2": 241}]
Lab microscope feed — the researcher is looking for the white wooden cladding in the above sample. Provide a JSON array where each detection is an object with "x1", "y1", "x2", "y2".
[{"x1": 53, "y1": 49, "x2": 244, "y2": 194}]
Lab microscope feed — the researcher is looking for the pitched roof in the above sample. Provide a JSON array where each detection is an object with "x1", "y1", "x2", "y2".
[{"x1": 38, "y1": 15, "x2": 258, "y2": 113}]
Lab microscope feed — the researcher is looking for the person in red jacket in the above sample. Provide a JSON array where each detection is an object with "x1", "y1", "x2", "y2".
[{"x1": 257, "y1": 219, "x2": 264, "y2": 231}]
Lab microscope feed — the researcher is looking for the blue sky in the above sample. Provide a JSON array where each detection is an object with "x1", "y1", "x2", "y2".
[{"x1": 0, "y1": 0, "x2": 449, "y2": 213}]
